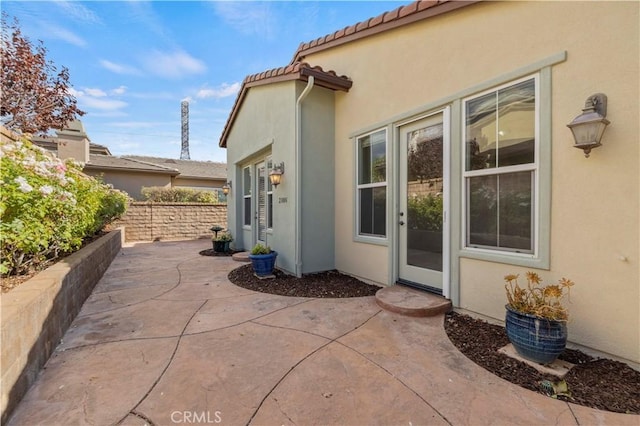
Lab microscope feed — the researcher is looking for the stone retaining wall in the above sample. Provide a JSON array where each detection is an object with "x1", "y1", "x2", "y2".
[
  {"x1": 115, "y1": 202, "x2": 227, "y2": 242},
  {"x1": 0, "y1": 230, "x2": 122, "y2": 423}
]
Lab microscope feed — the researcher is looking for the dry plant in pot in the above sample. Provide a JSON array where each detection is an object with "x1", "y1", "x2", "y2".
[{"x1": 504, "y1": 272, "x2": 575, "y2": 364}]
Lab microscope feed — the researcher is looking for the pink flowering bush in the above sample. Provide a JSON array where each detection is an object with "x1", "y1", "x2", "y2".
[{"x1": 0, "y1": 138, "x2": 128, "y2": 276}]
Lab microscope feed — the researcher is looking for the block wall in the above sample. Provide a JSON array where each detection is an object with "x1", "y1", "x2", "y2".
[{"x1": 115, "y1": 202, "x2": 228, "y2": 242}]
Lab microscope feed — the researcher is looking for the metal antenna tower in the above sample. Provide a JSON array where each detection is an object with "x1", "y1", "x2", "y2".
[{"x1": 180, "y1": 100, "x2": 190, "y2": 159}]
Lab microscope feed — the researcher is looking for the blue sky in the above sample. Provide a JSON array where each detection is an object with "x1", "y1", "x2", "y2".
[{"x1": 3, "y1": 1, "x2": 406, "y2": 162}]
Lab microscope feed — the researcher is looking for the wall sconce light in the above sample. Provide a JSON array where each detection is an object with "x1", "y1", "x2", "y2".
[
  {"x1": 567, "y1": 93, "x2": 610, "y2": 158},
  {"x1": 222, "y1": 181, "x2": 231, "y2": 195},
  {"x1": 269, "y1": 162, "x2": 285, "y2": 187}
]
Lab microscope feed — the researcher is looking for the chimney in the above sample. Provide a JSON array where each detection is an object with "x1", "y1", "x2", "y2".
[
  {"x1": 56, "y1": 120, "x2": 90, "y2": 163},
  {"x1": 181, "y1": 100, "x2": 190, "y2": 160}
]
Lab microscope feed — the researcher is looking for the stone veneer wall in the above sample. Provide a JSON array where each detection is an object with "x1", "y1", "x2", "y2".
[
  {"x1": 1, "y1": 230, "x2": 122, "y2": 423},
  {"x1": 115, "y1": 202, "x2": 227, "y2": 242}
]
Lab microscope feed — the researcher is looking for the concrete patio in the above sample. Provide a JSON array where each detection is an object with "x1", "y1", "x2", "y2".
[{"x1": 7, "y1": 239, "x2": 637, "y2": 425}]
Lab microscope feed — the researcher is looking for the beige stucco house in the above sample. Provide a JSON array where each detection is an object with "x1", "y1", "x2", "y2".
[{"x1": 221, "y1": 0, "x2": 639, "y2": 365}]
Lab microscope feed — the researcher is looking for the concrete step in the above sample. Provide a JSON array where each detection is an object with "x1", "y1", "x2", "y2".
[
  {"x1": 375, "y1": 285, "x2": 452, "y2": 317},
  {"x1": 232, "y1": 251, "x2": 251, "y2": 262}
]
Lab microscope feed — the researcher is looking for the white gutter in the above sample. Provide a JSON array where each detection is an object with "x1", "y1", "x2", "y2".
[{"x1": 295, "y1": 76, "x2": 315, "y2": 277}]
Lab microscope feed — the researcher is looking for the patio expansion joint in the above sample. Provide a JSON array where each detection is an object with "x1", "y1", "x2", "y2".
[
  {"x1": 333, "y1": 339, "x2": 454, "y2": 425},
  {"x1": 115, "y1": 299, "x2": 209, "y2": 426},
  {"x1": 566, "y1": 404, "x2": 580, "y2": 425},
  {"x1": 182, "y1": 298, "x2": 314, "y2": 337},
  {"x1": 245, "y1": 309, "x2": 384, "y2": 426}
]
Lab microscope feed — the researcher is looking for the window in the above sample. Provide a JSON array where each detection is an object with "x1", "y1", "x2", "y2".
[
  {"x1": 357, "y1": 129, "x2": 387, "y2": 238},
  {"x1": 243, "y1": 166, "x2": 251, "y2": 226},
  {"x1": 463, "y1": 76, "x2": 537, "y2": 254},
  {"x1": 267, "y1": 158, "x2": 273, "y2": 229}
]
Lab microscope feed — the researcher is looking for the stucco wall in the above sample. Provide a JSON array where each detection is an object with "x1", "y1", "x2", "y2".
[
  {"x1": 225, "y1": 82, "x2": 297, "y2": 270},
  {"x1": 299, "y1": 82, "x2": 336, "y2": 273},
  {"x1": 173, "y1": 177, "x2": 225, "y2": 190},
  {"x1": 303, "y1": 1, "x2": 639, "y2": 362},
  {"x1": 115, "y1": 202, "x2": 227, "y2": 242},
  {"x1": 84, "y1": 169, "x2": 172, "y2": 200}
]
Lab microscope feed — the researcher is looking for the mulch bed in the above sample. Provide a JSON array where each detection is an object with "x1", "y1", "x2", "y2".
[
  {"x1": 445, "y1": 312, "x2": 640, "y2": 414},
  {"x1": 228, "y1": 264, "x2": 380, "y2": 298},
  {"x1": 198, "y1": 248, "x2": 238, "y2": 257},
  {"x1": 225, "y1": 261, "x2": 639, "y2": 414}
]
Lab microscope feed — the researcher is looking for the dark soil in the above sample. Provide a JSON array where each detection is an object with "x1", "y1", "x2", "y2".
[
  {"x1": 1, "y1": 230, "x2": 109, "y2": 293},
  {"x1": 198, "y1": 248, "x2": 239, "y2": 257},
  {"x1": 228, "y1": 264, "x2": 380, "y2": 298},
  {"x1": 445, "y1": 312, "x2": 640, "y2": 414},
  {"x1": 227, "y1": 265, "x2": 639, "y2": 414}
]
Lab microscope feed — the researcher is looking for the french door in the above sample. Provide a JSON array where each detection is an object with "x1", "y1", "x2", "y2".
[
  {"x1": 398, "y1": 110, "x2": 449, "y2": 294},
  {"x1": 255, "y1": 161, "x2": 268, "y2": 246}
]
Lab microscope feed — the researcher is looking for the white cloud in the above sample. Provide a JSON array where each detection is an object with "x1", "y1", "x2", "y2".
[
  {"x1": 54, "y1": 1, "x2": 101, "y2": 25},
  {"x1": 84, "y1": 88, "x2": 107, "y2": 97},
  {"x1": 213, "y1": 2, "x2": 276, "y2": 39},
  {"x1": 142, "y1": 50, "x2": 206, "y2": 79},
  {"x1": 81, "y1": 97, "x2": 128, "y2": 111},
  {"x1": 69, "y1": 87, "x2": 128, "y2": 111},
  {"x1": 196, "y1": 82, "x2": 241, "y2": 99},
  {"x1": 111, "y1": 86, "x2": 127, "y2": 96},
  {"x1": 47, "y1": 24, "x2": 87, "y2": 47},
  {"x1": 100, "y1": 60, "x2": 142, "y2": 76},
  {"x1": 108, "y1": 121, "x2": 172, "y2": 129}
]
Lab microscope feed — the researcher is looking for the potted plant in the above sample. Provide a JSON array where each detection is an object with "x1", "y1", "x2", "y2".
[
  {"x1": 248, "y1": 243, "x2": 277, "y2": 277},
  {"x1": 503, "y1": 272, "x2": 575, "y2": 365},
  {"x1": 212, "y1": 232, "x2": 233, "y2": 253}
]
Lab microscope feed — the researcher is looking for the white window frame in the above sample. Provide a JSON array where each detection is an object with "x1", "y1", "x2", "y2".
[
  {"x1": 242, "y1": 166, "x2": 251, "y2": 228},
  {"x1": 355, "y1": 128, "x2": 388, "y2": 242},
  {"x1": 462, "y1": 74, "x2": 540, "y2": 258},
  {"x1": 266, "y1": 156, "x2": 273, "y2": 232}
]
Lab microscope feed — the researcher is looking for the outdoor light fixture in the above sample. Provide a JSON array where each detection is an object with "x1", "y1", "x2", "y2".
[
  {"x1": 567, "y1": 93, "x2": 610, "y2": 158},
  {"x1": 269, "y1": 162, "x2": 285, "y2": 187},
  {"x1": 222, "y1": 181, "x2": 231, "y2": 195}
]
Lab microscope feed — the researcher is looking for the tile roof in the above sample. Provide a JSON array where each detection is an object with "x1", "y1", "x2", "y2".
[
  {"x1": 219, "y1": 62, "x2": 352, "y2": 148},
  {"x1": 292, "y1": 0, "x2": 478, "y2": 62},
  {"x1": 85, "y1": 155, "x2": 180, "y2": 174},
  {"x1": 123, "y1": 155, "x2": 227, "y2": 180}
]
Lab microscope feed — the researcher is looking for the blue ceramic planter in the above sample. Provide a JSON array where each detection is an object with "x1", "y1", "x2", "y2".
[
  {"x1": 248, "y1": 251, "x2": 277, "y2": 276},
  {"x1": 505, "y1": 305, "x2": 567, "y2": 365}
]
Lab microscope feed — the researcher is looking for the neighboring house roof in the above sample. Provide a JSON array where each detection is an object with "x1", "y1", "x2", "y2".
[
  {"x1": 31, "y1": 137, "x2": 112, "y2": 155},
  {"x1": 85, "y1": 155, "x2": 180, "y2": 175},
  {"x1": 219, "y1": 62, "x2": 352, "y2": 147},
  {"x1": 292, "y1": 0, "x2": 478, "y2": 62},
  {"x1": 123, "y1": 155, "x2": 227, "y2": 180}
]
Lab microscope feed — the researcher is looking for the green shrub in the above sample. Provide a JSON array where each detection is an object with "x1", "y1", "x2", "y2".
[
  {"x1": 407, "y1": 193, "x2": 443, "y2": 232},
  {"x1": 141, "y1": 186, "x2": 218, "y2": 203},
  {"x1": 250, "y1": 244, "x2": 271, "y2": 255},
  {"x1": 0, "y1": 138, "x2": 129, "y2": 276}
]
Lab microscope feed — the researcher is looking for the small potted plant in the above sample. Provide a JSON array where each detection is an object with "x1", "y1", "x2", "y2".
[
  {"x1": 248, "y1": 243, "x2": 277, "y2": 277},
  {"x1": 504, "y1": 272, "x2": 575, "y2": 364},
  {"x1": 212, "y1": 232, "x2": 233, "y2": 253}
]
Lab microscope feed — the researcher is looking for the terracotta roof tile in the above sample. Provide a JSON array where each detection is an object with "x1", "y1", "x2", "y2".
[
  {"x1": 219, "y1": 62, "x2": 352, "y2": 147},
  {"x1": 292, "y1": 1, "x2": 478, "y2": 62},
  {"x1": 399, "y1": 2, "x2": 419, "y2": 18},
  {"x1": 383, "y1": 6, "x2": 401, "y2": 23},
  {"x1": 418, "y1": 0, "x2": 440, "y2": 11}
]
